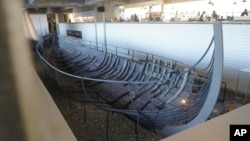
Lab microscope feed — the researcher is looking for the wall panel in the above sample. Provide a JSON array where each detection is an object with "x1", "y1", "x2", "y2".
[
  {"x1": 30, "y1": 14, "x2": 49, "y2": 36},
  {"x1": 58, "y1": 22, "x2": 250, "y2": 91}
]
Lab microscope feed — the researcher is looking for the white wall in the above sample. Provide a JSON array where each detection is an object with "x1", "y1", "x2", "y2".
[
  {"x1": 29, "y1": 14, "x2": 49, "y2": 36},
  {"x1": 73, "y1": 11, "x2": 95, "y2": 17},
  {"x1": 58, "y1": 22, "x2": 250, "y2": 91},
  {"x1": 59, "y1": 22, "x2": 213, "y2": 64}
]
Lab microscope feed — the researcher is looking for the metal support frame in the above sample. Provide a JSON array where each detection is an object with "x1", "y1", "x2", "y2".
[
  {"x1": 157, "y1": 22, "x2": 224, "y2": 136},
  {"x1": 234, "y1": 67, "x2": 250, "y2": 105},
  {"x1": 94, "y1": 7, "x2": 98, "y2": 49}
]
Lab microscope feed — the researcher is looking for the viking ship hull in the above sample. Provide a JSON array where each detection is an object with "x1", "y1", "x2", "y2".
[{"x1": 36, "y1": 23, "x2": 223, "y2": 136}]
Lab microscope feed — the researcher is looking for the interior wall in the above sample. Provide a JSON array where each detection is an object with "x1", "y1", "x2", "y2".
[
  {"x1": 29, "y1": 14, "x2": 49, "y2": 36},
  {"x1": 59, "y1": 22, "x2": 213, "y2": 63},
  {"x1": 58, "y1": 22, "x2": 250, "y2": 91}
]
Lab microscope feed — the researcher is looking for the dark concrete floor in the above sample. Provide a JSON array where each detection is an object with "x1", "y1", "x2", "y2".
[
  {"x1": 38, "y1": 68, "x2": 243, "y2": 141},
  {"x1": 38, "y1": 71, "x2": 164, "y2": 141},
  {"x1": 34, "y1": 38, "x2": 249, "y2": 141}
]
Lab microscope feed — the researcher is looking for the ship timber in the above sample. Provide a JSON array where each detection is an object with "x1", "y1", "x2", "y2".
[{"x1": 35, "y1": 22, "x2": 223, "y2": 136}]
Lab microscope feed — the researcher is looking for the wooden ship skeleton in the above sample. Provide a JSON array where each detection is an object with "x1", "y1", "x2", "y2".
[{"x1": 35, "y1": 23, "x2": 223, "y2": 136}]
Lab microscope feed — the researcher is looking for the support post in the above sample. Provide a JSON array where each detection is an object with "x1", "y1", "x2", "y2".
[
  {"x1": 103, "y1": 11, "x2": 107, "y2": 50},
  {"x1": 94, "y1": 7, "x2": 98, "y2": 49}
]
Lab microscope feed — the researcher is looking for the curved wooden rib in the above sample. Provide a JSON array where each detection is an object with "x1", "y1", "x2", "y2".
[
  {"x1": 36, "y1": 22, "x2": 223, "y2": 137},
  {"x1": 157, "y1": 22, "x2": 223, "y2": 136}
]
